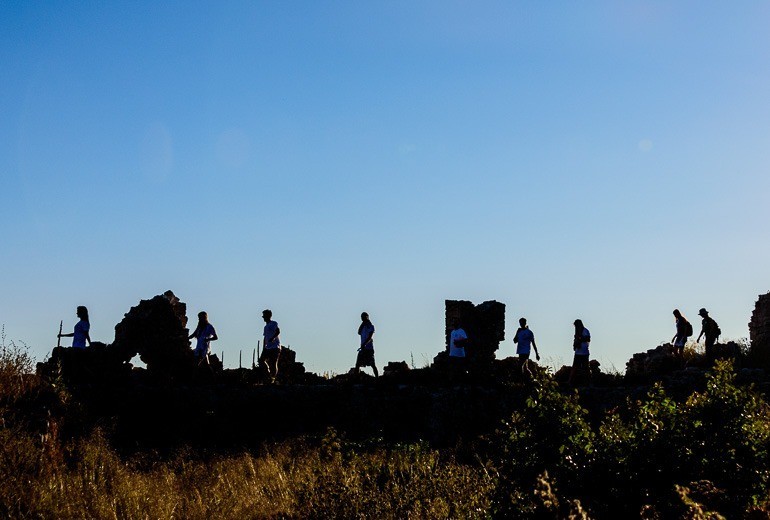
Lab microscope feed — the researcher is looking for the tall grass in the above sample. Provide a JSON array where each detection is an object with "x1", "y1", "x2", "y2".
[{"x1": 1, "y1": 430, "x2": 493, "y2": 519}]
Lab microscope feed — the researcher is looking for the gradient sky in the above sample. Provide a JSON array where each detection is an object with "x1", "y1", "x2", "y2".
[{"x1": 2, "y1": 1, "x2": 770, "y2": 374}]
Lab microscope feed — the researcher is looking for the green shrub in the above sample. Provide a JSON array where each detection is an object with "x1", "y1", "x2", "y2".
[{"x1": 492, "y1": 370, "x2": 594, "y2": 518}]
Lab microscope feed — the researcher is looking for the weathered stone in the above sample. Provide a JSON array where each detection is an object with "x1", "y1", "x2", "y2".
[
  {"x1": 384, "y1": 361, "x2": 410, "y2": 376},
  {"x1": 112, "y1": 290, "x2": 195, "y2": 380},
  {"x1": 443, "y1": 299, "x2": 505, "y2": 363},
  {"x1": 749, "y1": 292, "x2": 770, "y2": 369}
]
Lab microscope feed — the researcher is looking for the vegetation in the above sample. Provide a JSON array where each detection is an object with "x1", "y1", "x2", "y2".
[{"x1": 2, "y1": 335, "x2": 770, "y2": 518}]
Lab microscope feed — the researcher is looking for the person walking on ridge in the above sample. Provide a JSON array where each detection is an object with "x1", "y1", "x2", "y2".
[
  {"x1": 672, "y1": 309, "x2": 692, "y2": 357},
  {"x1": 568, "y1": 319, "x2": 591, "y2": 386},
  {"x1": 513, "y1": 317, "x2": 540, "y2": 362},
  {"x1": 354, "y1": 312, "x2": 378, "y2": 378},
  {"x1": 260, "y1": 309, "x2": 281, "y2": 382},
  {"x1": 696, "y1": 308, "x2": 721, "y2": 362},
  {"x1": 58, "y1": 306, "x2": 91, "y2": 349},
  {"x1": 189, "y1": 311, "x2": 218, "y2": 365}
]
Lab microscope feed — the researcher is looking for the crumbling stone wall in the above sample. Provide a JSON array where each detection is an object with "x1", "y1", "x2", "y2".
[
  {"x1": 112, "y1": 290, "x2": 195, "y2": 379},
  {"x1": 444, "y1": 300, "x2": 505, "y2": 362},
  {"x1": 749, "y1": 292, "x2": 770, "y2": 369}
]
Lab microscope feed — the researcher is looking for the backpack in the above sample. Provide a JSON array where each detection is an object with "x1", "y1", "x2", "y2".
[{"x1": 684, "y1": 320, "x2": 693, "y2": 337}]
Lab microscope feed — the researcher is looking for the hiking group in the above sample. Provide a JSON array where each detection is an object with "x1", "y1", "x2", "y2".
[
  {"x1": 57, "y1": 305, "x2": 723, "y2": 384},
  {"x1": 672, "y1": 307, "x2": 722, "y2": 361}
]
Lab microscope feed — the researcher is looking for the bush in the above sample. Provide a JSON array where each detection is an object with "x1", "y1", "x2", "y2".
[{"x1": 492, "y1": 370, "x2": 594, "y2": 518}]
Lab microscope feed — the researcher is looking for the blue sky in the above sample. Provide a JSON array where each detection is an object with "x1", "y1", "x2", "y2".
[{"x1": 2, "y1": 2, "x2": 769, "y2": 373}]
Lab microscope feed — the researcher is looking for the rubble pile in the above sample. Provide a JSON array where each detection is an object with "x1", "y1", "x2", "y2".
[
  {"x1": 624, "y1": 341, "x2": 744, "y2": 384},
  {"x1": 749, "y1": 292, "x2": 770, "y2": 369},
  {"x1": 625, "y1": 343, "x2": 682, "y2": 383}
]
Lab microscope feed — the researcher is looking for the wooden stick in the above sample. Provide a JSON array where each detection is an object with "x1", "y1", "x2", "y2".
[
  {"x1": 57, "y1": 320, "x2": 62, "y2": 348},
  {"x1": 239, "y1": 350, "x2": 242, "y2": 369}
]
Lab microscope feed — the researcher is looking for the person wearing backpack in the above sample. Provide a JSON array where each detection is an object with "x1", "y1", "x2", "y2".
[
  {"x1": 696, "y1": 308, "x2": 721, "y2": 361},
  {"x1": 672, "y1": 309, "x2": 692, "y2": 356}
]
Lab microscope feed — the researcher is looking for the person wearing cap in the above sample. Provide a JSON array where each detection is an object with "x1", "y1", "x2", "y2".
[
  {"x1": 696, "y1": 308, "x2": 721, "y2": 361},
  {"x1": 354, "y1": 312, "x2": 378, "y2": 378},
  {"x1": 259, "y1": 309, "x2": 281, "y2": 382},
  {"x1": 513, "y1": 317, "x2": 540, "y2": 362},
  {"x1": 568, "y1": 319, "x2": 590, "y2": 385}
]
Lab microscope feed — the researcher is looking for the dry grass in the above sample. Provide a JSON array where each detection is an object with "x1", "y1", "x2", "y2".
[{"x1": 0, "y1": 430, "x2": 493, "y2": 519}]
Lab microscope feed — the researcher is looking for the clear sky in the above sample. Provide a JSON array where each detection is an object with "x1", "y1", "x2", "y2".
[{"x1": 2, "y1": 1, "x2": 769, "y2": 374}]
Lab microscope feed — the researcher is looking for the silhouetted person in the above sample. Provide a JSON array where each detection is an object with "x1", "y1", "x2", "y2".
[
  {"x1": 354, "y1": 312, "x2": 378, "y2": 378},
  {"x1": 568, "y1": 319, "x2": 590, "y2": 385},
  {"x1": 260, "y1": 309, "x2": 281, "y2": 382},
  {"x1": 58, "y1": 306, "x2": 91, "y2": 349},
  {"x1": 514, "y1": 317, "x2": 540, "y2": 362},
  {"x1": 672, "y1": 309, "x2": 692, "y2": 357},
  {"x1": 189, "y1": 311, "x2": 218, "y2": 366},
  {"x1": 696, "y1": 308, "x2": 721, "y2": 361},
  {"x1": 448, "y1": 319, "x2": 468, "y2": 379}
]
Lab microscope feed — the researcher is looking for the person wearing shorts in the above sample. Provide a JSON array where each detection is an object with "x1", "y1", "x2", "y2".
[
  {"x1": 513, "y1": 317, "x2": 540, "y2": 361},
  {"x1": 189, "y1": 311, "x2": 218, "y2": 365},
  {"x1": 259, "y1": 309, "x2": 281, "y2": 382},
  {"x1": 354, "y1": 312, "x2": 378, "y2": 378}
]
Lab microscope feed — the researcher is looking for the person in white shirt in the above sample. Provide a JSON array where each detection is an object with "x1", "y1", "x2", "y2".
[
  {"x1": 260, "y1": 309, "x2": 281, "y2": 382},
  {"x1": 354, "y1": 312, "x2": 378, "y2": 378},
  {"x1": 189, "y1": 311, "x2": 218, "y2": 364},
  {"x1": 513, "y1": 317, "x2": 540, "y2": 361},
  {"x1": 449, "y1": 320, "x2": 468, "y2": 358},
  {"x1": 568, "y1": 319, "x2": 591, "y2": 385},
  {"x1": 58, "y1": 306, "x2": 91, "y2": 349}
]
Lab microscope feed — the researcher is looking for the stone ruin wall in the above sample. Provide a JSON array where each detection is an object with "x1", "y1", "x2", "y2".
[
  {"x1": 749, "y1": 292, "x2": 770, "y2": 369},
  {"x1": 444, "y1": 299, "x2": 505, "y2": 362}
]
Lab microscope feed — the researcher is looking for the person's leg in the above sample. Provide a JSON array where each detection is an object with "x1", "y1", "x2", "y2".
[
  {"x1": 705, "y1": 338, "x2": 715, "y2": 364},
  {"x1": 272, "y1": 349, "x2": 281, "y2": 380},
  {"x1": 370, "y1": 352, "x2": 378, "y2": 378}
]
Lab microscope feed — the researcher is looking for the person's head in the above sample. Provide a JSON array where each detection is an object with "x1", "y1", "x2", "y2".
[
  {"x1": 574, "y1": 319, "x2": 584, "y2": 331},
  {"x1": 262, "y1": 309, "x2": 272, "y2": 322},
  {"x1": 519, "y1": 317, "x2": 527, "y2": 328},
  {"x1": 673, "y1": 309, "x2": 682, "y2": 319},
  {"x1": 698, "y1": 308, "x2": 709, "y2": 318},
  {"x1": 198, "y1": 311, "x2": 208, "y2": 324},
  {"x1": 361, "y1": 312, "x2": 369, "y2": 322},
  {"x1": 451, "y1": 318, "x2": 461, "y2": 330},
  {"x1": 76, "y1": 306, "x2": 89, "y2": 322}
]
